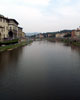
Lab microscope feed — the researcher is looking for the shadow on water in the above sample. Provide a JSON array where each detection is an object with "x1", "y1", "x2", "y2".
[
  {"x1": 71, "y1": 45, "x2": 80, "y2": 55},
  {"x1": 63, "y1": 43, "x2": 80, "y2": 56},
  {"x1": 0, "y1": 47, "x2": 23, "y2": 73}
]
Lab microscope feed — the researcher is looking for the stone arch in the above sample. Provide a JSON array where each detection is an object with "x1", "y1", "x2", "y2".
[{"x1": 8, "y1": 31, "x2": 13, "y2": 38}]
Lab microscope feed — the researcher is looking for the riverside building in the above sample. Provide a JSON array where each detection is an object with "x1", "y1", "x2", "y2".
[{"x1": 0, "y1": 14, "x2": 24, "y2": 41}]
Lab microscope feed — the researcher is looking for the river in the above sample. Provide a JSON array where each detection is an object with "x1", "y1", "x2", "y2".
[{"x1": 0, "y1": 40, "x2": 80, "y2": 100}]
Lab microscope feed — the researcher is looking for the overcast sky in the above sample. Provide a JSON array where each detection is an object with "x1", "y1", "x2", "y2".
[{"x1": 0, "y1": 0, "x2": 80, "y2": 33}]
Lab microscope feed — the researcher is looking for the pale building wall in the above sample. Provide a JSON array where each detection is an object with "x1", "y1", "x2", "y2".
[
  {"x1": 0, "y1": 15, "x2": 24, "y2": 41},
  {"x1": 0, "y1": 17, "x2": 8, "y2": 39},
  {"x1": 0, "y1": 27, "x2": 4, "y2": 40},
  {"x1": 56, "y1": 33, "x2": 65, "y2": 38},
  {"x1": 56, "y1": 34, "x2": 61, "y2": 38},
  {"x1": 8, "y1": 20, "x2": 18, "y2": 39},
  {"x1": 18, "y1": 27, "x2": 23, "y2": 38},
  {"x1": 75, "y1": 31, "x2": 80, "y2": 38},
  {"x1": 9, "y1": 21, "x2": 18, "y2": 30},
  {"x1": 22, "y1": 32, "x2": 26, "y2": 38}
]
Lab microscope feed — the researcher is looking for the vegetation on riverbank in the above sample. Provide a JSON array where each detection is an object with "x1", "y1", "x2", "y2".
[
  {"x1": 0, "y1": 40, "x2": 33, "y2": 52},
  {"x1": 61, "y1": 38, "x2": 80, "y2": 46},
  {"x1": 47, "y1": 37, "x2": 80, "y2": 46},
  {"x1": 0, "y1": 39, "x2": 18, "y2": 46},
  {"x1": 46, "y1": 38, "x2": 56, "y2": 42}
]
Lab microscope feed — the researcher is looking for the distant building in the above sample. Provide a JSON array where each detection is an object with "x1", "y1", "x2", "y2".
[
  {"x1": 39, "y1": 34, "x2": 44, "y2": 38},
  {"x1": 48, "y1": 34, "x2": 53, "y2": 37},
  {"x1": 56, "y1": 33, "x2": 65, "y2": 38},
  {"x1": 56, "y1": 34, "x2": 60, "y2": 38},
  {"x1": 71, "y1": 27, "x2": 80, "y2": 39}
]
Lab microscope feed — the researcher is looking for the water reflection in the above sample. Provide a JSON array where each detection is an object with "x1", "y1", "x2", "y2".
[
  {"x1": 71, "y1": 45, "x2": 80, "y2": 56},
  {"x1": 0, "y1": 47, "x2": 23, "y2": 72},
  {"x1": 63, "y1": 43, "x2": 80, "y2": 56},
  {"x1": 0, "y1": 41, "x2": 80, "y2": 100}
]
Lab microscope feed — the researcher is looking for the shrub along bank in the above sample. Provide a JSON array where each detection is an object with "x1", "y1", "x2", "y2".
[
  {"x1": 0, "y1": 39, "x2": 18, "y2": 46},
  {"x1": 0, "y1": 40, "x2": 33, "y2": 52},
  {"x1": 61, "y1": 38, "x2": 80, "y2": 46},
  {"x1": 47, "y1": 37, "x2": 80, "y2": 46}
]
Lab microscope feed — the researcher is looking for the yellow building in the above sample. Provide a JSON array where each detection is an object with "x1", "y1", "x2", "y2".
[
  {"x1": 18, "y1": 27, "x2": 26, "y2": 38},
  {"x1": 22, "y1": 32, "x2": 26, "y2": 38},
  {"x1": 18, "y1": 27, "x2": 23, "y2": 38},
  {"x1": 56, "y1": 33, "x2": 65, "y2": 38}
]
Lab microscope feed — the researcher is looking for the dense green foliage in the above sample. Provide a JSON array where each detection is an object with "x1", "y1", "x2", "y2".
[
  {"x1": 0, "y1": 39, "x2": 18, "y2": 45},
  {"x1": 47, "y1": 38, "x2": 80, "y2": 46},
  {"x1": 0, "y1": 40, "x2": 33, "y2": 52}
]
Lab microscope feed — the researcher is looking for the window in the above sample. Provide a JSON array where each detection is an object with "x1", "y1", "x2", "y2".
[
  {"x1": 0, "y1": 18, "x2": 2, "y2": 22},
  {"x1": 3, "y1": 19, "x2": 5, "y2": 23}
]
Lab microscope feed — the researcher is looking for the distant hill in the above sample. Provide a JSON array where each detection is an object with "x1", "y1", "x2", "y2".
[
  {"x1": 44, "y1": 30, "x2": 73, "y2": 34},
  {"x1": 26, "y1": 29, "x2": 73, "y2": 37},
  {"x1": 59, "y1": 30, "x2": 72, "y2": 33},
  {"x1": 26, "y1": 32, "x2": 40, "y2": 36}
]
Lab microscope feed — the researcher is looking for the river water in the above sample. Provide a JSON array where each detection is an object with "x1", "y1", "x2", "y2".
[{"x1": 0, "y1": 40, "x2": 80, "y2": 100}]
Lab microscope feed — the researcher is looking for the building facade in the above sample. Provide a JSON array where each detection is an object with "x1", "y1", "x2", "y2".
[
  {"x1": 8, "y1": 19, "x2": 19, "y2": 39},
  {"x1": 0, "y1": 14, "x2": 25, "y2": 41},
  {"x1": 0, "y1": 15, "x2": 9, "y2": 40},
  {"x1": 18, "y1": 27, "x2": 23, "y2": 38},
  {"x1": 22, "y1": 32, "x2": 26, "y2": 38}
]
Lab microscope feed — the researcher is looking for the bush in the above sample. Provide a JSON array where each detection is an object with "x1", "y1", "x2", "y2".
[{"x1": 0, "y1": 39, "x2": 18, "y2": 45}]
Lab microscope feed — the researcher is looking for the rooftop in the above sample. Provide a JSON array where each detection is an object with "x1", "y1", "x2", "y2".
[
  {"x1": 9, "y1": 19, "x2": 19, "y2": 25},
  {"x1": 0, "y1": 14, "x2": 19, "y2": 24},
  {"x1": 18, "y1": 27, "x2": 23, "y2": 29}
]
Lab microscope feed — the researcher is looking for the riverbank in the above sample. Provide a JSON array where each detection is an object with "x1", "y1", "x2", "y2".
[
  {"x1": 61, "y1": 38, "x2": 80, "y2": 46},
  {"x1": 47, "y1": 38, "x2": 80, "y2": 47},
  {"x1": 0, "y1": 40, "x2": 33, "y2": 53}
]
